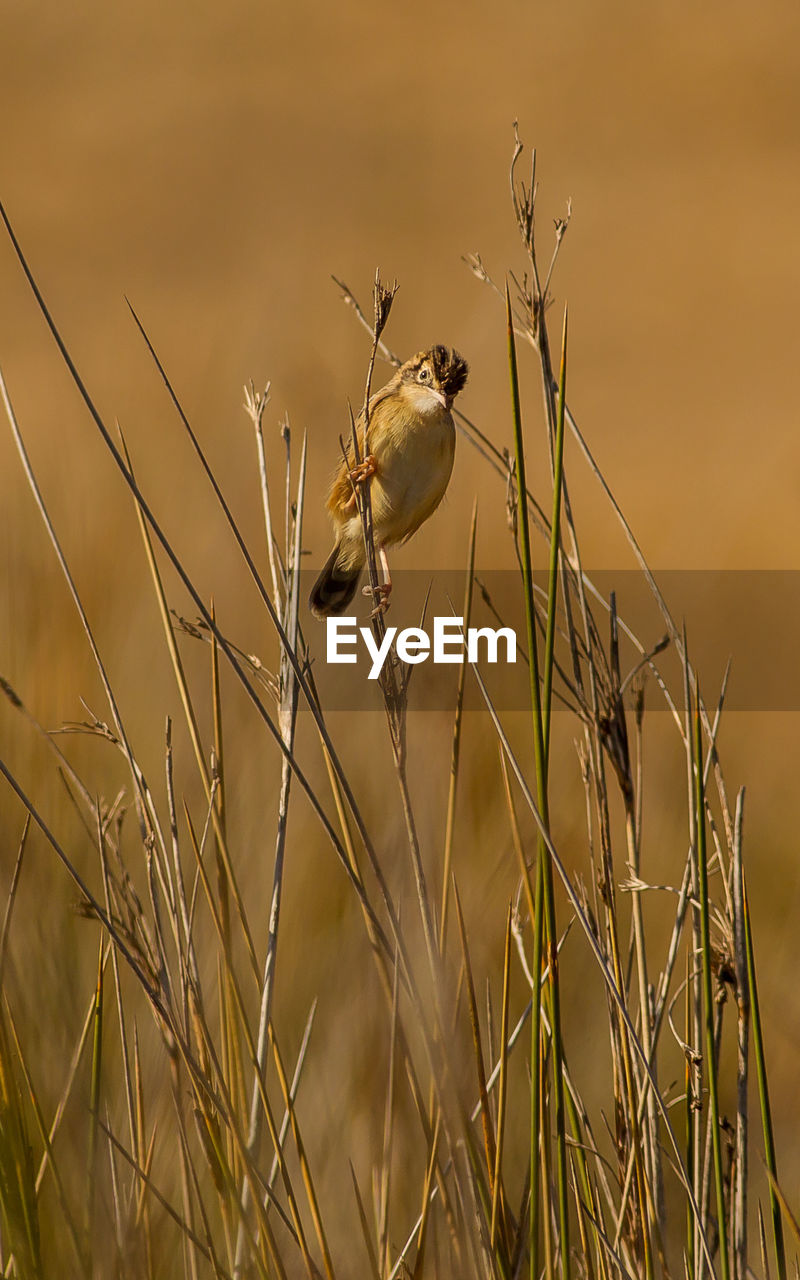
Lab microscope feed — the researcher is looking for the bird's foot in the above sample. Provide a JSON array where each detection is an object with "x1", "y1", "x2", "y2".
[
  {"x1": 343, "y1": 454, "x2": 377, "y2": 512},
  {"x1": 363, "y1": 580, "x2": 392, "y2": 618},
  {"x1": 349, "y1": 453, "x2": 377, "y2": 487}
]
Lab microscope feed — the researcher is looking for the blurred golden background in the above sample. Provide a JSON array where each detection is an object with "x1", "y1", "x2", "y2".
[{"x1": 2, "y1": 0, "x2": 800, "y2": 1261}]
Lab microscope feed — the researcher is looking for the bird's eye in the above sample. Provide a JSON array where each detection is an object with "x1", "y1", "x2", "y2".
[{"x1": 418, "y1": 367, "x2": 431, "y2": 383}]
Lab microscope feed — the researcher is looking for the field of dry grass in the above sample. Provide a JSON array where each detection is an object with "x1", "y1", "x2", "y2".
[{"x1": 1, "y1": 5, "x2": 799, "y2": 1278}]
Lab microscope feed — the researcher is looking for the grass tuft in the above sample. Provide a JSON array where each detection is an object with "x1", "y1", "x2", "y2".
[{"x1": 0, "y1": 134, "x2": 793, "y2": 1280}]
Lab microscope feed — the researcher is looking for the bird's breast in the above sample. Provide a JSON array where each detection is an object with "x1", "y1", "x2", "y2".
[{"x1": 369, "y1": 403, "x2": 455, "y2": 544}]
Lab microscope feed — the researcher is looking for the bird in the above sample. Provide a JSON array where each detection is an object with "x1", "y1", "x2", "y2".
[{"x1": 309, "y1": 345, "x2": 468, "y2": 618}]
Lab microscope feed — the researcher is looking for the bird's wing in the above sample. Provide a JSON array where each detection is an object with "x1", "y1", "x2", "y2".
[{"x1": 326, "y1": 382, "x2": 397, "y2": 521}]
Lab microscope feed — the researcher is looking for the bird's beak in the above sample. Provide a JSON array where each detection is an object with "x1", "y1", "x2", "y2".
[{"x1": 432, "y1": 388, "x2": 450, "y2": 410}]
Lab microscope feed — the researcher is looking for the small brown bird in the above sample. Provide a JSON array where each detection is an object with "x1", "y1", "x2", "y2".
[{"x1": 309, "y1": 345, "x2": 468, "y2": 617}]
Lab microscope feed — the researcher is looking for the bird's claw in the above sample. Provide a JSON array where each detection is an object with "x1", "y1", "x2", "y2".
[
  {"x1": 343, "y1": 454, "x2": 378, "y2": 512},
  {"x1": 363, "y1": 581, "x2": 392, "y2": 618},
  {"x1": 349, "y1": 454, "x2": 377, "y2": 487}
]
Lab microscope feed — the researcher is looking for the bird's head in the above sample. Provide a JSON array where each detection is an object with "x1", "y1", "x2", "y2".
[{"x1": 400, "y1": 346, "x2": 469, "y2": 412}]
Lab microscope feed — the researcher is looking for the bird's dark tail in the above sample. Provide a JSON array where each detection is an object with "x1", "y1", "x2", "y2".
[{"x1": 309, "y1": 544, "x2": 362, "y2": 618}]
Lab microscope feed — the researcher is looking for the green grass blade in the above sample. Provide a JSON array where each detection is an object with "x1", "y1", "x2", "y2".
[
  {"x1": 694, "y1": 698, "x2": 730, "y2": 1280},
  {"x1": 490, "y1": 905, "x2": 513, "y2": 1256},
  {"x1": 744, "y1": 876, "x2": 786, "y2": 1280},
  {"x1": 542, "y1": 303, "x2": 567, "y2": 754},
  {"x1": 506, "y1": 283, "x2": 545, "y2": 1280},
  {"x1": 506, "y1": 282, "x2": 570, "y2": 1279}
]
